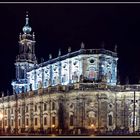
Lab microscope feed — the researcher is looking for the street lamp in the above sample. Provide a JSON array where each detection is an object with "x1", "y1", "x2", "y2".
[
  {"x1": 90, "y1": 124, "x2": 95, "y2": 136},
  {"x1": 52, "y1": 124, "x2": 55, "y2": 128},
  {"x1": 51, "y1": 125, "x2": 55, "y2": 135},
  {"x1": 25, "y1": 125, "x2": 28, "y2": 135},
  {"x1": 25, "y1": 125, "x2": 27, "y2": 131}
]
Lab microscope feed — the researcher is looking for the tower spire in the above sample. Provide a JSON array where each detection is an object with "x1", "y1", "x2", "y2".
[
  {"x1": 22, "y1": 11, "x2": 32, "y2": 34},
  {"x1": 12, "y1": 13, "x2": 37, "y2": 94},
  {"x1": 25, "y1": 11, "x2": 29, "y2": 25}
]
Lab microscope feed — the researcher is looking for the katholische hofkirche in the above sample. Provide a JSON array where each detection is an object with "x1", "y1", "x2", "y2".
[{"x1": 0, "y1": 13, "x2": 139, "y2": 135}]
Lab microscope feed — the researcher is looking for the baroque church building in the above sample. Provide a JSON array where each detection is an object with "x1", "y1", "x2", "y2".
[{"x1": 0, "y1": 13, "x2": 139, "y2": 135}]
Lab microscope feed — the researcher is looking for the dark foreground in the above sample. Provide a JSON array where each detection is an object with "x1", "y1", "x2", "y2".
[{"x1": 0, "y1": 132, "x2": 140, "y2": 136}]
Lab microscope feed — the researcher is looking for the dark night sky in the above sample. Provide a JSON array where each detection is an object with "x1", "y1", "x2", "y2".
[{"x1": 0, "y1": 3, "x2": 140, "y2": 93}]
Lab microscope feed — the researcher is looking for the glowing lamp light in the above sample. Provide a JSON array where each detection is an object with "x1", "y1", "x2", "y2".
[
  {"x1": 25, "y1": 125, "x2": 28, "y2": 128},
  {"x1": 52, "y1": 124, "x2": 55, "y2": 128},
  {"x1": 91, "y1": 124, "x2": 94, "y2": 128}
]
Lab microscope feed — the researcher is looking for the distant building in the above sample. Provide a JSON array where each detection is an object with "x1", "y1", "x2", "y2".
[{"x1": 0, "y1": 13, "x2": 139, "y2": 135}]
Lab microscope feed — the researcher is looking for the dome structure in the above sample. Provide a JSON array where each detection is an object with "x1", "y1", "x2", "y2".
[{"x1": 22, "y1": 12, "x2": 32, "y2": 34}]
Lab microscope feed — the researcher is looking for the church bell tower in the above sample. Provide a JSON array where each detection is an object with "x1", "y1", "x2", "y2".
[{"x1": 11, "y1": 12, "x2": 37, "y2": 94}]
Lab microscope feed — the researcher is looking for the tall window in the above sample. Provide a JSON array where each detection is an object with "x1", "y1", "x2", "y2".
[
  {"x1": 35, "y1": 105, "x2": 37, "y2": 112},
  {"x1": 44, "y1": 103, "x2": 47, "y2": 111},
  {"x1": 52, "y1": 116, "x2": 55, "y2": 125},
  {"x1": 26, "y1": 118, "x2": 29, "y2": 126},
  {"x1": 26, "y1": 106, "x2": 28, "y2": 113},
  {"x1": 4, "y1": 109, "x2": 7, "y2": 115},
  {"x1": 18, "y1": 119, "x2": 20, "y2": 126},
  {"x1": 108, "y1": 115, "x2": 112, "y2": 126},
  {"x1": 70, "y1": 115, "x2": 74, "y2": 126},
  {"x1": 11, "y1": 120, "x2": 13, "y2": 126},
  {"x1": 44, "y1": 117, "x2": 47, "y2": 125},
  {"x1": 11, "y1": 108, "x2": 13, "y2": 114},
  {"x1": 35, "y1": 118, "x2": 38, "y2": 126},
  {"x1": 52, "y1": 102, "x2": 55, "y2": 110},
  {"x1": 19, "y1": 108, "x2": 20, "y2": 113}
]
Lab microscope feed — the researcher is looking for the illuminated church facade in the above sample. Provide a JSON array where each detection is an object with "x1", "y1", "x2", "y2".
[{"x1": 0, "y1": 13, "x2": 139, "y2": 134}]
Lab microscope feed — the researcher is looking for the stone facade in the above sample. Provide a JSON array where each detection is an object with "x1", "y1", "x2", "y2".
[{"x1": 0, "y1": 84, "x2": 140, "y2": 134}]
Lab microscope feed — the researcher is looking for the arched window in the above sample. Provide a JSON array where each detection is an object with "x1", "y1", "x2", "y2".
[{"x1": 108, "y1": 115, "x2": 113, "y2": 126}]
